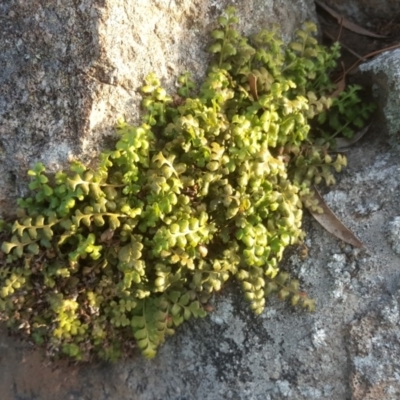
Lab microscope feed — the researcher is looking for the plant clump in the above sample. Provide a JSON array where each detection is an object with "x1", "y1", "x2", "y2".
[{"x1": 0, "y1": 7, "x2": 374, "y2": 361}]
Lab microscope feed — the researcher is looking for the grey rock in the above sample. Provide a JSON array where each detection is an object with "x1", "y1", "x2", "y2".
[
  {"x1": 360, "y1": 49, "x2": 400, "y2": 153},
  {"x1": 0, "y1": 0, "x2": 316, "y2": 215},
  {"x1": 2, "y1": 127, "x2": 400, "y2": 400},
  {"x1": 387, "y1": 216, "x2": 400, "y2": 256},
  {"x1": 349, "y1": 299, "x2": 400, "y2": 400},
  {"x1": 2, "y1": 1, "x2": 400, "y2": 400}
]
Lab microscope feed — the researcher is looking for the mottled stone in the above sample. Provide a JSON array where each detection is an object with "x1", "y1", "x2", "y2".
[
  {"x1": 0, "y1": 0, "x2": 316, "y2": 215},
  {"x1": 3, "y1": 1, "x2": 400, "y2": 400},
  {"x1": 349, "y1": 299, "x2": 400, "y2": 400},
  {"x1": 387, "y1": 216, "x2": 400, "y2": 256},
  {"x1": 360, "y1": 49, "x2": 400, "y2": 153},
  {"x1": 2, "y1": 121, "x2": 400, "y2": 400}
]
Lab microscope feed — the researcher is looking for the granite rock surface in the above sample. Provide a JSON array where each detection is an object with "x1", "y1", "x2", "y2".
[
  {"x1": 2, "y1": 1, "x2": 400, "y2": 400},
  {"x1": 0, "y1": 0, "x2": 315, "y2": 215}
]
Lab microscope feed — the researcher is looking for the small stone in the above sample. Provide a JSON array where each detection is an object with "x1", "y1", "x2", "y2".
[{"x1": 387, "y1": 216, "x2": 400, "y2": 256}]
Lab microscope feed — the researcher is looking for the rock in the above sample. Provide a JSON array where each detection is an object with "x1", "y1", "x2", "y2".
[
  {"x1": 2, "y1": 120, "x2": 400, "y2": 400},
  {"x1": 349, "y1": 300, "x2": 400, "y2": 400},
  {"x1": 359, "y1": 49, "x2": 400, "y2": 153},
  {"x1": 3, "y1": 1, "x2": 400, "y2": 400},
  {"x1": 0, "y1": 0, "x2": 316, "y2": 215},
  {"x1": 387, "y1": 216, "x2": 400, "y2": 256}
]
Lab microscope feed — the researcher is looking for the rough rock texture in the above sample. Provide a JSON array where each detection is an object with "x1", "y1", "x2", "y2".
[
  {"x1": 359, "y1": 49, "x2": 400, "y2": 153},
  {"x1": 0, "y1": 0, "x2": 316, "y2": 215},
  {"x1": 3, "y1": 1, "x2": 400, "y2": 400},
  {"x1": 349, "y1": 306, "x2": 400, "y2": 400},
  {"x1": 1, "y1": 129, "x2": 400, "y2": 400},
  {"x1": 387, "y1": 216, "x2": 400, "y2": 256}
]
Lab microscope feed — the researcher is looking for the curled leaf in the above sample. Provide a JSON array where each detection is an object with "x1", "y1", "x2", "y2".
[{"x1": 306, "y1": 187, "x2": 363, "y2": 248}]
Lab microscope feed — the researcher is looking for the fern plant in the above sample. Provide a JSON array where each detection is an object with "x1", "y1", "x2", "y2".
[{"x1": 0, "y1": 7, "x2": 373, "y2": 361}]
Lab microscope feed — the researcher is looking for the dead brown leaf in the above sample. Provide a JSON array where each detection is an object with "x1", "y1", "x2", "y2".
[
  {"x1": 315, "y1": 1, "x2": 387, "y2": 39},
  {"x1": 306, "y1": 187, "x2": 364, "y2": 247},
  {"x1": 328, "y1": 63, "x2": 346, "y2": 98},
  {"x1": 248, "y1": 73, "x2": 258, "y2": 100},
  {"x1": 334, "y1": 123, "x2": 371, "y2": 151}
]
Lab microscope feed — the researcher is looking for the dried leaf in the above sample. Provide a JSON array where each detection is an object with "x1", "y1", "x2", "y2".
[
  {"x1": 248, "y1": 73, "x2": 258, "y2": 100},
  {"x1": 307, "y1": 187, "x2": 364, "y2": 247},
  {"x1": 328, "y1": 70, "x2": 346, "y2": 99},
  {"x1": 334, "y1": 123, "x2": 371, "y2": 151},
  {"x1": 315, "y1": 1, "x2": 387, "y2": 39},
  {"x1": 100, "y1": 228, "x2": 115, "y2": 243}
]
